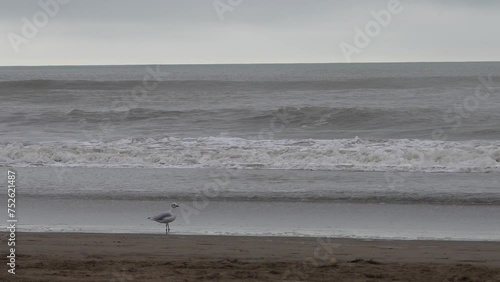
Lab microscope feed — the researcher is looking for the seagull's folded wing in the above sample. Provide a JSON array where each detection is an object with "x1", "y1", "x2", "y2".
[{"x1": 152, "y1": 212, "x2": 173, "y2": 221}]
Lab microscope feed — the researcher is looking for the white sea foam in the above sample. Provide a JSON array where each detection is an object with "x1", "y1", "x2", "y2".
[{"x1": 1, "y1": 137, "x2": 500, "y2": 172}]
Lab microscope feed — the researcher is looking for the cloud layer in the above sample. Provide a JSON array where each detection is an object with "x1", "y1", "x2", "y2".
[{"x1": 1, "y1": 0, "x2": 499, "y2": 66}]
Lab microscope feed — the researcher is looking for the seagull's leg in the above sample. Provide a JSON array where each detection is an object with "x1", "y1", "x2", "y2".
[
  {"x1": 167, "y1": 223, "x2": 170, "y2": 233},
  {"x1": 165, "y1": 224, "x2": 168, "y2": 234}
]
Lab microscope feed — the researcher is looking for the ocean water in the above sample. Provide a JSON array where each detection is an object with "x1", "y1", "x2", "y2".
[{"x1": 1, "y1": 63, "x2": 499, "y2": 239}]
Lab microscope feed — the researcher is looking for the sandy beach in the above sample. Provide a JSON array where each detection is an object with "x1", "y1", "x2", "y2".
[{"x1": 1, "y1": 232, "x2": 499, "y2": 281}]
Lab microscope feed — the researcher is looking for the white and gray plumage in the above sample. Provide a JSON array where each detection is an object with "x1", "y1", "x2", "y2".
[{"x1": 148, "y1": 203, "x2": 179, "y2": 234}]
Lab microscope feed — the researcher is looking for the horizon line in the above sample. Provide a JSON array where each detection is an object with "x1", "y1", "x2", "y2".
[{"x1": 1, "y1": 60, "x2": 500, "y2": 67}]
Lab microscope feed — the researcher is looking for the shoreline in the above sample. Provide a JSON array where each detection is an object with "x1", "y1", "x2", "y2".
[
  {"x1": 2, "y1": 232, "x2": 500, "y2": 281},
  {"x1": 8, "y1": 229, "x2": 500, "y2": 242}
]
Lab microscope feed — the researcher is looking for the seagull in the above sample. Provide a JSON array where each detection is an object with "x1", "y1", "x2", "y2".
[{"x1": 148, "y1": 203, "x2": 180, "y2": 234}]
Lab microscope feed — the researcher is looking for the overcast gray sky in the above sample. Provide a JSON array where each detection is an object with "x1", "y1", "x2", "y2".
[{"x1": 1, "y1": 0, "x2": 499, "y2": 66}]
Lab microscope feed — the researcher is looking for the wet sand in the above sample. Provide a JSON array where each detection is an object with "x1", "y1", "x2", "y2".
[{"x1": 1, "y1": 232, "x2": 500, "y2": 281}]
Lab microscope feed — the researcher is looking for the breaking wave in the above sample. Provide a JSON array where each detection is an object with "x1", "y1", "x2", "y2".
[{"x1": 1, "y1": 137, "x2": 499, "y2": 172}]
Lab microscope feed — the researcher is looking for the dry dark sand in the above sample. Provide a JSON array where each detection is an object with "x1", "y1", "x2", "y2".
[{"x1": 1, "y1": 232, "x2": 500, "y2": 281}]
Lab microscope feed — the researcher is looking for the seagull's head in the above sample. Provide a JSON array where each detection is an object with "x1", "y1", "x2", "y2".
[{"x1": 171, "y1": 203, "x2": 180, "y2": 209}]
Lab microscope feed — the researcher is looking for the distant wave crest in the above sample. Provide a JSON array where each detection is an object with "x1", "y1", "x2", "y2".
[
  {"x1": 0, "y1": 76, "x2": 485, "y2": 90},
  {"x1": 64, "y1": 106, "x2": 443, "y2": 125}
]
